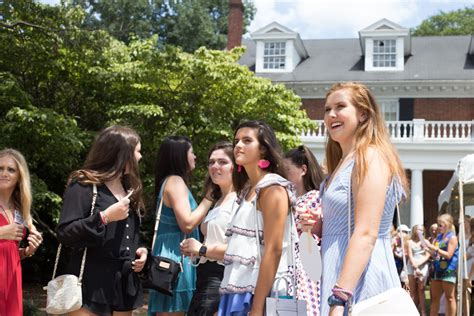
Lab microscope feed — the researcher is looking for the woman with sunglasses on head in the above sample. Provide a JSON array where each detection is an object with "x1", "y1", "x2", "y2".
[{"x1": 180, "y1": 141, "x2": 237, "y2": 316}]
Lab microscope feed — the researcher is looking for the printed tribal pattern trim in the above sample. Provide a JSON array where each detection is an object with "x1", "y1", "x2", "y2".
[
  {"x1": 219, "y1": 284, "x2": 255, "y2": 294},
  {"x1": 225, "y1": 226, "x2": 264, "y2": 241},
  {"x1": 223, "y1": 253, "x2": 257, "y2": 266}
]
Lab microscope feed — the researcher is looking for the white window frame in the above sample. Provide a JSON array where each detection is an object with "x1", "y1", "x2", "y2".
[
  {"x1": 373, "y1": 39, "x2": 397, "y2": 68},
  {"x1": 364, "y1": 37, "x2": 404, "y2": 72},
  {"x1": 263, "y1": 41, "x2": 286, "y2": 70},
  {"x1": 379, "y1": 99, "x2": 399, "y2": 121}
]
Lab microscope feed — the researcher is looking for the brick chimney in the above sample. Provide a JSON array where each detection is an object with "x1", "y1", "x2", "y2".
[{"x1": 227, "y1": 0, "x2": 244, "y2": 50}]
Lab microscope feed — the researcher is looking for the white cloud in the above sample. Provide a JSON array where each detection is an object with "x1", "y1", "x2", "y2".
[{"x1": 248, "y1": 0, "x2": 472, "y2": 38}]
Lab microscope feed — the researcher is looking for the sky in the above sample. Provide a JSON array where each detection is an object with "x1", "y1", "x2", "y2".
[
  {"x1": 246, "y1": 0, "x2": 473, "y2": 39},
  {"x1": 39, "y1": 0, "x2": 473, "y2": 39}
]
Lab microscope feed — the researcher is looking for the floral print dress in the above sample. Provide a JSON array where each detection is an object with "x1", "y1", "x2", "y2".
[{"x1": 292, "y1": 190, "x2": 322, "y2": 316}]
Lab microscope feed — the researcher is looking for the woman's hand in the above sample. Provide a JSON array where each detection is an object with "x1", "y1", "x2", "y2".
[
  {"x1": 25, "y1": 229, "x2": 43, "y2": 256},
  {"x1": 132, "y1": 247, "x2": 148, "y2": 273},
  {"x1": 103, "y1": 192, "x2": 132, "y2": 222},
  {"x1": 180, "y1": 238, "x2": 201, "y2": 257},
  {"x1": 0, "y1": 223, "x2": 23, "y2": 241},
  {"x1": 298, "y1": 209, "x2": 321, "y2": 232},
  {"x1": 248, "y1": 307, "x2": 263, "y2": 316}
]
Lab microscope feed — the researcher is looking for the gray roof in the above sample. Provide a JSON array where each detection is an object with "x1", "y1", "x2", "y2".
[{"x1": 240, "y1": 36, "x2": 474, "y2": 82}]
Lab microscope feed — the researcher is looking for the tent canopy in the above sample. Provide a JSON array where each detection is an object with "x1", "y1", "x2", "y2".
[{"x1": 438, "y1": 154, "x2": 474, "y2": 212}]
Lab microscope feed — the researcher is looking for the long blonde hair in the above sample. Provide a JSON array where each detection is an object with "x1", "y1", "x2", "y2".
[
  {"x1": 0, "y1": 148, "x2": 34, "y2": 230},
  {"x1": 324, "y1": 82, "x2": 408, "y2": 192}
]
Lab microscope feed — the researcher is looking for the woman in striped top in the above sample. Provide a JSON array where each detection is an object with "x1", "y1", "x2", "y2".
[{"x1": 320, "y1": 82, "x2": 408, "y2": 316}]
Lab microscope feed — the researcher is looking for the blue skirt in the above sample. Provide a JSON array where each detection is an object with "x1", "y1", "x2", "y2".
[{"x1": 218, "y1": 292, "x2": 253, "y2": 316}]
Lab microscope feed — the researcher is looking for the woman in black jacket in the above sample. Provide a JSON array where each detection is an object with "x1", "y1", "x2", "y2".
[{"x1": 57, "y1": 125, "x2": 148, "y2": 316}]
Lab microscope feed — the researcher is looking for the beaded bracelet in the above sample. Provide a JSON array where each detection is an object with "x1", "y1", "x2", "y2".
[{"x1": 332, "y1": 284, "x2": 354, "y2": 302}]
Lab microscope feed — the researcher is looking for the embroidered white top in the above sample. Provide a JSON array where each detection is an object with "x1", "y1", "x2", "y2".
[
  {"x1": 199, "y1": 192, "x2": 237, "y2": 265},
  {"x1": 219, "y1": 173, "x2": 297, "y2": 295}
]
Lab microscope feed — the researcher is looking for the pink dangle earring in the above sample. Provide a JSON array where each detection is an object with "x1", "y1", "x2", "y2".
[
  {"x1": 237, "y1": 165, "x2": 243, "y2": 173},
  {"x1": 257, "y1": 159, "x2": 270, "y2": 169}
]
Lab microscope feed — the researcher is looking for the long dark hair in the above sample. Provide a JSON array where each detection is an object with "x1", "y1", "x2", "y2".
[
  {"x1": 154, "y1": 136, "x2": 192, "y2": 197},
  {"x1": 203, "y1": 141, "x2": 234, "y2": 202},
  {"x1": 232, "y1": 120, "x2": 286, "y2": 195},
  {"x1": 285, "y1": 145, "x2": 325, "y2": 192},
  {"x1": 69, "y1": 125, "x2": 144, "y2": 211}
]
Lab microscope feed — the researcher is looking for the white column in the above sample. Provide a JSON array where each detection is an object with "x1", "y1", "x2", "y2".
[{"x1": 410, "y1": 169, "x2": 424, "y2": 227}]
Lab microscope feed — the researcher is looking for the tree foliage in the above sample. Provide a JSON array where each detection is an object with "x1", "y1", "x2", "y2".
[
  {"x1": 412, "y1": 7, "x2": 474, "y2": 36},
  {"x1": 70, "y1": 0, "x2": 256, "y2": 51},
  {"x1": 0, "y1": 0, "x2": 313, "y2": 282}
]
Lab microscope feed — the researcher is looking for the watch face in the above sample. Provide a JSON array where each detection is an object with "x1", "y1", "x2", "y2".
[{"x1": 199, "y1": 245, "x2": 207, "y2": 257}]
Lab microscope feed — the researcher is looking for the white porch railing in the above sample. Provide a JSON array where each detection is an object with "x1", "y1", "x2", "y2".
[{"x1": 301, "y1": 119, "x2": 474, "y2": 143}]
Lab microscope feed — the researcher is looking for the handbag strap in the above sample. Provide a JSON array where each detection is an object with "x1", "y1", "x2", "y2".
[
  {"x1": 150, "y1": 177, "x2": 185, "y2": 266},
  {"x1": 50, "y1": 184, "x2": 97, "y2": 282},
  {"x1": 151, "y1": 178, "x2": 168, "y2": 251},
  {"x1": 254, "y1": 199, "x2": 298, "y2": 295},
  {"x1": 346, "y1": 173, "x2": 409, "y2": 288}
]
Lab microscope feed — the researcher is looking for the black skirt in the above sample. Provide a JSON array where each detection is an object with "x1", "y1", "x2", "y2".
[{"x1": 187, "y1": 261, "x2": 225, "y2": 316}]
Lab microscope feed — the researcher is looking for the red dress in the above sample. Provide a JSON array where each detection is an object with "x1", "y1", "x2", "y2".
[{"x1": 0, "y1": 213, "x2": 24, "y2": 316}]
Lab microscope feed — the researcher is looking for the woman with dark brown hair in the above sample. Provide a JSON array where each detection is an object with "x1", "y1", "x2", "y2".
[
  {"x1": 148, "y1": 136, "x2": 213, "y2": 316},
  {"x1": 218, "y1": 120, "x2": 295, "y2": 316},
  {"x1": 57, "y1": 125, "x2": 148, "y2": 316}
]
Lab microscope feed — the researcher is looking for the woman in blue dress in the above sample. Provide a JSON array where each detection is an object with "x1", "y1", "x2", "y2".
[
  {"x1": 148, "y1": 136, "x2": 213, "y2": 316},
  {"x1": 320, "y1": 82, "x2": 408, "y2": 316}
]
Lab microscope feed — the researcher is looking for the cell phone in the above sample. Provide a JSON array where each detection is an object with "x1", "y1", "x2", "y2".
[
  {"x1": 124, "y1": 190, "x2": 134, "y2": 199},
  {"x1": 14, "y1": 210, "x2": 25, "y2": 226}
]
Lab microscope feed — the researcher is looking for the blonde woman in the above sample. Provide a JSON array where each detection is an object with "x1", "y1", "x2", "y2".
[
  {"x1": 407, "y1": 225, "x2": 430, "y2": 316},
  {"x1": 319, "y1": 82, "x2": 408, "y2": 316},
  {"x1": 425, "y1": 214, "x2": 458, "y2": 316},
  {"x1": 0, "y1": 148, "x2": 42, "y2": 316}
]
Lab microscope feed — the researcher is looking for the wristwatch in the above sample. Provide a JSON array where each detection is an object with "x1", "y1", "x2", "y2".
[
  {"x1": 328, "y1": 294, "x2": 346, "y2": 307},
  {"x1": 199, "y1": 245, "x2": 207, "y2": 257}
]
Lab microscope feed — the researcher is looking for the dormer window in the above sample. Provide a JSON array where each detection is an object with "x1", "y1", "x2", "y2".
[
  {"x1": 250, "y1": 22, "x2": 308, "y2": 73},
  {"x1": 263, "y1": 42, "x2": 286, "y2": 70},
  {"x1": 359, "y1": 19, "x2": 410, "y2": 72},
  {"x1": 373, "y1": 39, "x2": 396, "y2": 68}
]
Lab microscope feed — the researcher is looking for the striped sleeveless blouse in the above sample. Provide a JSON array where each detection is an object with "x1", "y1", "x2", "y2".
[{"x1": 320, "y1": 159, "x2": 402, "y2": 315}]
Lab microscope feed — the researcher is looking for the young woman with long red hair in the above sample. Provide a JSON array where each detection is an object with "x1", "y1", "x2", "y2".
[{"x1": 319, "y1": 82, "x2": 408, "y2": 316}]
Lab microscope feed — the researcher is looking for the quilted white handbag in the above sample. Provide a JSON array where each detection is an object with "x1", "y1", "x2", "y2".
[
  {"x1": 44, "y1": 185, "x2": 97, "y2": 314},
  {"x1": 351, "y1": 287, "x2": 419, "y2": 316}
]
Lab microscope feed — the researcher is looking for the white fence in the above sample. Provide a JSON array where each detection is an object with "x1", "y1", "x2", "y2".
[{"x1": 302, "y1": 119, "x2": 474, "y2": 143}]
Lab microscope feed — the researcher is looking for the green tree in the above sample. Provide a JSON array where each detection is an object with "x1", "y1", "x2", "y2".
[
  {"x1": 412, "y1": 7, "x2": 474, "y2": 36},
  {"x1": 70, "y1": 0, "x2": 256, "y2": 51},
  {"x1": 0, "y1": 0, "x2": 313, "y2": 282}
]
